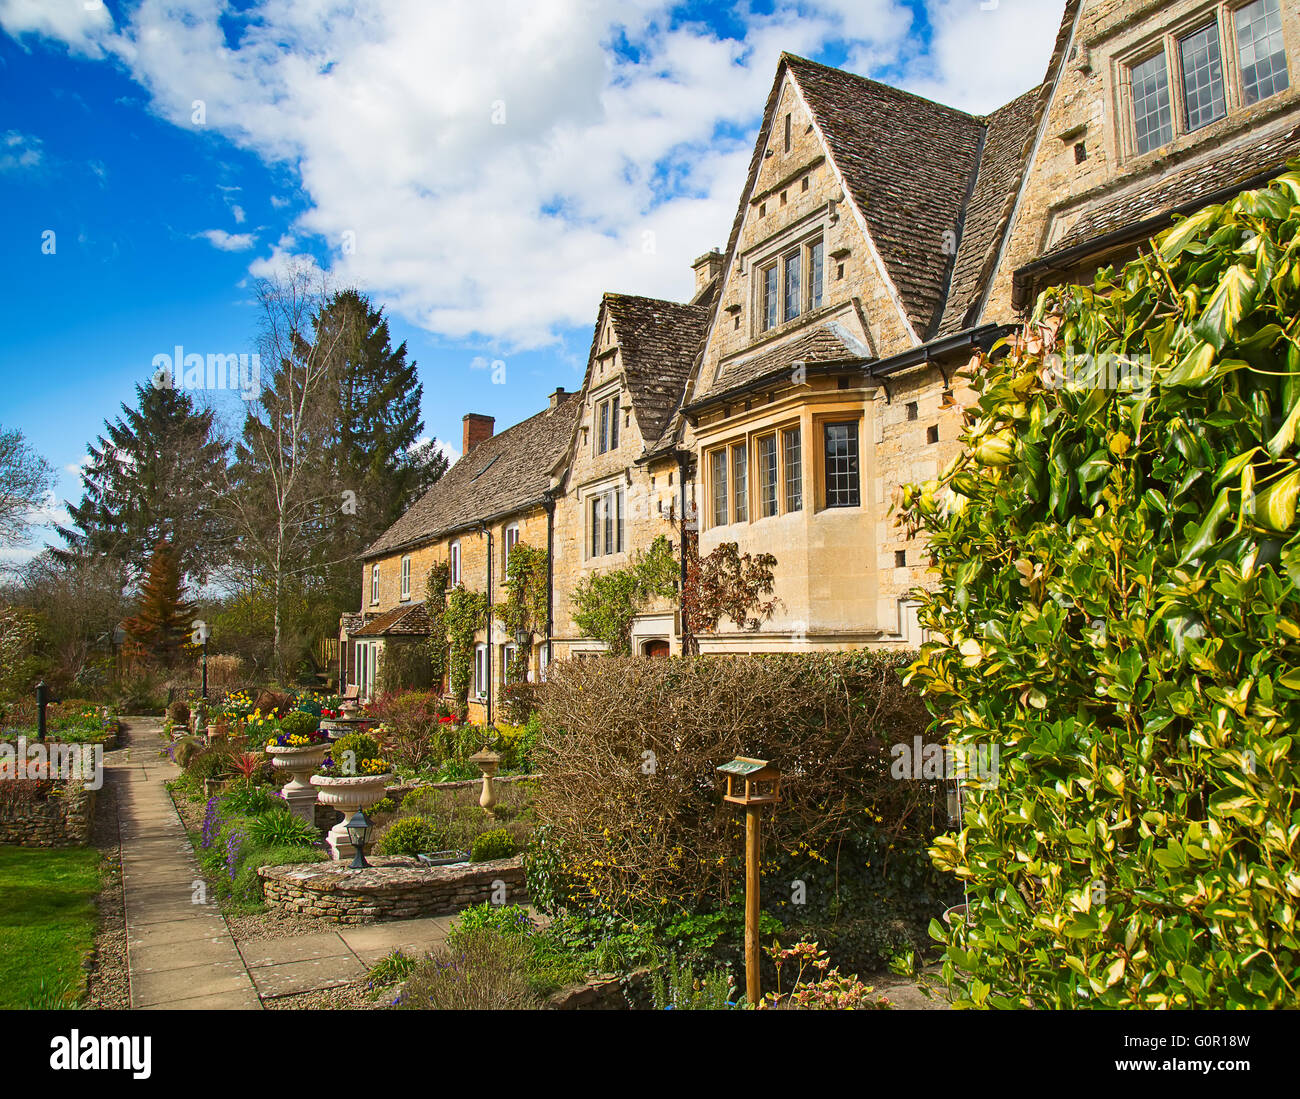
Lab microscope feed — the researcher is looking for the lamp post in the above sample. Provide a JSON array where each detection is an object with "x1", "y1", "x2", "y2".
[
  {"x1": 717, "y1": 756, "x2": 781, "y2": 1007},
  {"x1": 346, "y1": 809, "x2": 373, "y2": 869}
]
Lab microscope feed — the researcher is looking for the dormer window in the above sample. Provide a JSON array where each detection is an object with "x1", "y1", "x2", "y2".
[{"x1": 596, "y1": 394, "x2": 620, "y2": 454}]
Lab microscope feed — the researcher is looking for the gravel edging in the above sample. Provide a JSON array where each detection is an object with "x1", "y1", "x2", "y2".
[{"x1": 83, "y1": 750, "x2": 130, "y2": 1010}]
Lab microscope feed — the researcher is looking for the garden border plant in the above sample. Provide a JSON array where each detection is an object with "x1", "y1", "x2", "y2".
[{"x1": 901, "y1": 170, "x2": 1300, "y2": 1008}]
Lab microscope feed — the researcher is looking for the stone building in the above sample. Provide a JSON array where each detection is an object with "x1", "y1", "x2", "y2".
[
  {"x1": 345, "y1": 0, "x2": 1298, "y2": 696},
  {"x1": 341, "y1": 393, "x2": 578, "y2": 722}
]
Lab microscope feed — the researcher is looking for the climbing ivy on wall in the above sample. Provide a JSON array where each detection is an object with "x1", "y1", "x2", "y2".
[
  {"x1": 445, "y1": 585, "x2": 488, "y2": 720},
  {"x1": 571, "y1": 534, "x2": 679, "y2": 654},
  {"x1": 498, "y1": 542, "x2": 548, "y2": 683},
  {"x1": 425, "y1": 560, "x2": 450, "y2": 689}
]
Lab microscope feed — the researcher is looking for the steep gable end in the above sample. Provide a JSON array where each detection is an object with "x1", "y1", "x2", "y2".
[{"x1": 784, "y1": 54, "x2": 986, "y2": 337}]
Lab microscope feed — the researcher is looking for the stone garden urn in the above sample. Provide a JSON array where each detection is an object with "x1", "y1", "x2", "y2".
[
  {"x1": 310, "y1": 772, "x2": 394, "y2": 860},
  {"x1": 266, "y1": 742, "x2": 329, "y2": 824}
]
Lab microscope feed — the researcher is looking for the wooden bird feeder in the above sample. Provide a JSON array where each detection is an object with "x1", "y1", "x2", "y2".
[{"x1": 717, "y1": 757, "x2": 782, "y2": 806}]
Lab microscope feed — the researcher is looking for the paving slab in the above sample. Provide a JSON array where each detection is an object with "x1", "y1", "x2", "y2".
[
  {"x1": 238, "y1": 931, "x2": 351, "y2": 969},
  {"x1": 249, "y1": 954, "x2": 368, "y2": 998},
  {"x1": 130, "y1": 937, "x2": 249, "y2": 975},
  {"x1": 338, "y1": 916, "x2": 454, "y2": 965},
  {"x1": 133, "y1": 963, "x2": 253, "y2": 1008}
]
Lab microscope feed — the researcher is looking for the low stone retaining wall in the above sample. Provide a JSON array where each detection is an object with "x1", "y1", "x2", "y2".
[
  {"x1": 0, "y1": 783, "x2": 96, "y2": 847},
  {"x1": 546, "y1": 967, "x2": 653, "y2": 1010},
  {"x1": 258, "y1": 855, "x2": 528, "y2": 923}
]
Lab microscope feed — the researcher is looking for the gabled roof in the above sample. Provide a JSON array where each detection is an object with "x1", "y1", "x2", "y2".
[
  {"x1": 600, "y1": 293, "x2": 710, "y2": 446},
  {"x1": 363, "y1": 394, "x2": 580, "y2": 559},
  {"x1": 783, "y1": 54, "x2": 987, "y2": 337},
  {"x1": 936, "y1": 85, "x2": 1042, "y2": 336}
]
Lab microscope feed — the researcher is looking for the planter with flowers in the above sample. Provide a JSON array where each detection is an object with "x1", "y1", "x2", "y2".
[
  {"x1": 266, "y1": 713, "x2": 330, "y2": 823},
  {"x1": 310, "y1": 732, "x2": 394, "y2": 860}
]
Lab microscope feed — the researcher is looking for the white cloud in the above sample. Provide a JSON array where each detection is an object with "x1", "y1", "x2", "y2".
[
  {"x1": 10, "y1": 0, "x2": 1063, "y2": 346},
  {"x1": 898, "y1": 0, "x2": 1066, "y2": 114},
  {"x1": 0, "y1": 0, "x2": 114, "y2": 57},
  {"x1": 196, "y1": 228, "x2": 256, "y2": 252},
  {"x1": 0, "y1": 129, "x2": 43, "y2": 173}
]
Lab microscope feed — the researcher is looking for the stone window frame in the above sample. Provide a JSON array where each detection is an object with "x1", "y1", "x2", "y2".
[
  {"x1": 502, "y1": 522, "x2": 520, "y2": 572},
  {"x1": 474, "y1": 642, "x2": 489, "y2": 700},
  {"x1": 816, "y1": 414, "x2": 863, "y2": 511},
  {"x1": 1114, "y1": 1, "x2": 1293, "y2": 162},
  {"x1": 585, "y1": 479, "x2": 626, "y2": 560},
  {"x1": 750, "y1": 222, "x2": 827, "y2": 336},
  {"x1": 594, "y1": 389, "x2": 621, "y2": 455},
  {"x1": 707, "y1": 417, "x2": 803, "y2": 529}
]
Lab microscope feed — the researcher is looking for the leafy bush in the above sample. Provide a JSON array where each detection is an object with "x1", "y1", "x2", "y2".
[
  {"x1": 376, "y1": 815, "x2": 442, "y2": 856},
  {"x1": 333, "y1": 731, "x2": 380, "y2": 762},
  {"x1": 367, "y1": 690, "x2": 441, "y2": 770},
  {"x1": 248, "y1": 807, "x2": 320, "y2": 848},
  {"x1": 399, "y1": 927, "x2": 540, "y2": 1010},
  {"x1": 276, "y1": 711, "x2": 319, "y2": 740},
  {"x1": 222, "y1": 783, "x2": 280, "y2": 816},
  {"x1": 902, "y1": 174, "x2": 1300, "y2": 1008},
  {"x1": 471, "y1": 828, "x2": 517, "y2": 862},
  {"x1": 449, "y1": 902, "x2": 535, "y2": 941},
  {"x1": 184, "y1": 745, "x2": 232, "y2": 782},
  {"x1": 166, "y1": 701, "x2": 190, "y2": 726},
  {"x1": 530, "y1": 652, "x2": 944, "y2": 955}
]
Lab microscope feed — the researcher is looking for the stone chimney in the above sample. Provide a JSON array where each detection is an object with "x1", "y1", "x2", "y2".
[
  {"x1": 691, "y1": 249, "x2": 724, "y2": 295},
  {"x1": 462, "y1": 413, "x2": 495, "y2": 454},
  {"x1": 548, "y1": 387, "x2": 568, "y2": 410}
]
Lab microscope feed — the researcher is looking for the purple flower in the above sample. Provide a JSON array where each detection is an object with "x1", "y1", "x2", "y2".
[{"x1": 201, "y1": 797, "x2": 222, "y2": 849}]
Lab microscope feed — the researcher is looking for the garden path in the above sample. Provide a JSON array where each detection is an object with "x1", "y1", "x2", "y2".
[
  {"x1": 113, "y1": 718, "x2": 470, "y2": 1007},
  {"x1": 114, "y1": 718, "x2": 262, "y2": 1009}
]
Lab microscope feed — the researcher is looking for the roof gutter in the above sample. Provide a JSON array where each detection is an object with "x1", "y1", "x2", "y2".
[{"x1": 1011, "y1": 165, "x2": 1288, "y2": 311}]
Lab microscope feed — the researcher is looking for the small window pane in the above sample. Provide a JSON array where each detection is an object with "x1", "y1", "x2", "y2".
[
  {"x1": 711, "y1": 449, "x2": 728, "y2": 527},
  {"x1": 1131, "y1": 51, "x2": 1174, "y2": 154},
  {"x1": 732, "y1": 444, "x2": 749, "y2": 522},
  {"x1": 783, "y1": 252, "x2": 800, "y2": 322},
  {"x1": 763, "y1": 265, "x2": 778, "y2": 330},
  {"x1": 1237, "y1": 0, "x2": 1290, "y2": 105},
  {"x1": 603, "y1": 490, "x2": 613, "y2": 555},
  {"x1": 1179, "y1": 22, "x2": 1226, "y2": 131},
  {"x1": 610, "y1": 397, "x2": 620, "y2": 450},
  {"x1": 824, "y1": 422, "x2": 860, "y2": 508},
  {"x1": 590, "y1": 497, "x2": 601, "y2": 556},
  {"x1": 758, "y1": 435, "x2": 778, "y2": 518},
  {"x1": 615, "y1": 487, "x2": 624, "y2": 553},
  {"x1": 783, "y1": 428, "x2": 803, "y2": 512},
  {"x1": 809, "y1": 240, "x2": 824, "y2": 310}
]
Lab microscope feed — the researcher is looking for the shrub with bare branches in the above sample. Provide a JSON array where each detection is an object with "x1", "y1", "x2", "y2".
[{"x1": 530, "y1": 650, "x2": 943, "y2": 919}]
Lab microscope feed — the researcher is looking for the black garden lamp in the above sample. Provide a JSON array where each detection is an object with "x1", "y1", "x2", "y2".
[{"x1": 346, "y1": 809, "x2": 373, "y2": 869}]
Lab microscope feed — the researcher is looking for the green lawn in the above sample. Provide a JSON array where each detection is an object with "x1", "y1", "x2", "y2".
[{"x1": 0, "y1": 846, "x2": 103, "y2": 1008}]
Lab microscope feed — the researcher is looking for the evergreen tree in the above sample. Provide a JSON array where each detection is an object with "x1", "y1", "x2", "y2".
[
  {"x1": 312, "y1": 289, "x2": 448, "y2": 611},
  {"x1": 57, "y1": 382, "x2": 228, "y2": 583},
  {"x1": 122, "y1": 540, "x2": 196, "y2": 667}
]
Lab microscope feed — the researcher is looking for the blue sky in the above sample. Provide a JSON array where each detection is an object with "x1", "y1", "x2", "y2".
[{"x1": 0, "y1": 0, "x2": 1064, "y2": 564}]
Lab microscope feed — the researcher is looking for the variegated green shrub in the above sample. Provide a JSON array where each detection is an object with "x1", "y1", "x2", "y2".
[{"x1": 901, "y1": 170, "x2": 1300, "y2": 1008}]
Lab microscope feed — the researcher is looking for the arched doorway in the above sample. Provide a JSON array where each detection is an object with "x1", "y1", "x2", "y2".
[{"x1": 642, "y1": 639, "x2": 670, "y2": 658}]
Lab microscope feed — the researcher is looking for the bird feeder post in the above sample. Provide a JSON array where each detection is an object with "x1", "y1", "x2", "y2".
[{"x1": 717, "y1": 756, "x2": 781, "y2": 1007}]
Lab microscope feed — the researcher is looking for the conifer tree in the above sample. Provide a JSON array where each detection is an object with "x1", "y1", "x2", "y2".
[
  {"x1": 57, "y1": 382, "x2": 228, "y2": 583},
  {"x1": 121, "y1": 540, "x2": 196, "y2": 667}
]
